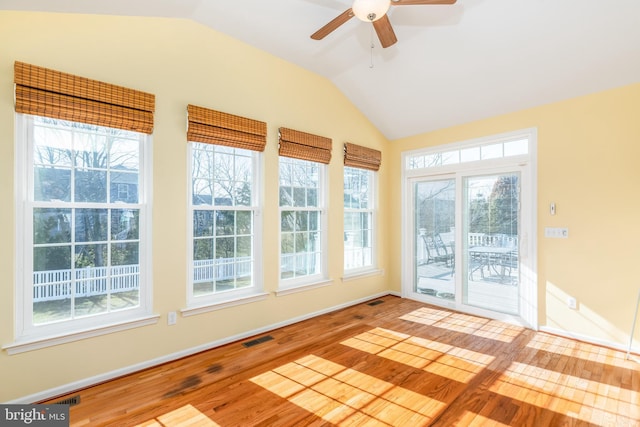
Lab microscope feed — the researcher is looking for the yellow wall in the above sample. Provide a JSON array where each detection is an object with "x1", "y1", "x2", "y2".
[
  {"x1": 2, "y1": 9, "x2": 639, "y2": 404},
  {"x1": 388, "y1": 83, "x2": 640, "y2": 348},
  {"x1": 0, "y1": 12, "x2": 390, "y2": 402}
]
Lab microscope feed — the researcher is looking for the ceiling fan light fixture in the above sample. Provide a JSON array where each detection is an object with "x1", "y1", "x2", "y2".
[{"x1": 352, "y1": 0, "x2": 391, "y2": 22}]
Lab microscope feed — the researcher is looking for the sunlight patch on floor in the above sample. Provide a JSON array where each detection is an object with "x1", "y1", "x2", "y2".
[
  {"x1": 340, "y1": 327, "x2": 495, "y2": 384},
  {"x1": 401, "y1": 308, "x2": 524, "y2": 343},
  {"x1": 490, "y1": 360, "x2": 639, "y2": 425},
  {"x1": 136, "y1": 404, "x2": 220, "y2": 427},
  {"x1": 251, "y1": 354, "x2": 445, "y2": 426}
]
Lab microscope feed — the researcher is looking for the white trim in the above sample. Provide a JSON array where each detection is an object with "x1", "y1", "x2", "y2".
[
  {"x1": 404, "y1": 128, "x2": 533, "y2": 175},
  {"x1": 540, "y1": 326, "x2": 640, "y2": 357},
  {"x1": 277, "y1": 157, "x2": 328, "y2": 289},
  {"x1": 14, "y1": 115, "x2": 154, "y2": 342},
  {"x1": 343, "y1": 167, "x2": 378, "y2": 272},
  {"x1": 342, "y1": 269, "x2": 384, "y2": 282},
  {"x1": 14, "y1": 113, "x2": 27, "y2": 339},
  {"x1": 401, "y1": 128, "x2": 538, "y2": 329},
  {"x1": 181, "y1": 292, "x2": 269, "y2": 317},
  {"x1": 186, "y1": 144, "x2": 263, "y2": 308},
  {"x1": 6, "y1": 292, "x2": 392, "y2": 404},
  {"x1": 3, "y1": 314, "x2": 160, "y2": 355},
  {"x1": 275, "y1": 279, "x2": 334, "y2": 296}
]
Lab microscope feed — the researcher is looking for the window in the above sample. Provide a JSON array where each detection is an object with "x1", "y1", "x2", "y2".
[
  {"x1": 189, "y1": 143, "x2": 260, "y2": 304},
  {"x1": 342, "y1": 142, "x2": 381, "y2": 275},
  {"x1": 10, "y1": 62, "x2": 156, "y2": 351},
  {"x1": 344, "y1": 167, "x2": 375, "y2": 272},
  {"x1": 185, "y1": 105, "x2": 265, "y2": 309},
  {"x1": 279, "y1": 157, "x2": 327, "y2": 287},
  {"x1": 16, "y1": 115, "x2": 152, "y2": 341},
  {"x1": 407, "y1": 137, "x2": 528, "y2": 170}
]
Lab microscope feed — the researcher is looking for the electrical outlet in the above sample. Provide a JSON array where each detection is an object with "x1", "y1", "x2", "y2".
[
  {"x1": 567, "y1": 297, "x2": 577, "y2": 310},
  {"x1": 168, "y1": 311, "x2": 177, "y2": 325},
  {"x1": 545, "y1": 227, "x2": 569, "y2": 238}
]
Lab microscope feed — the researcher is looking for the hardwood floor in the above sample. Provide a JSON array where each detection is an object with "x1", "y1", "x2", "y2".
[{"x1": 43, "y1": 296, "x2": 640, "y2": 426}]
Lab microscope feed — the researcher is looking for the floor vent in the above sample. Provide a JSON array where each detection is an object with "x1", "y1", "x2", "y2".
[
  {"x1": 242, "y1": 335, "x2": 274, "y2": 348},
  {"x1": 367, "y1": 300, "x2": 384, "y2": 306},
  {"x1": 53, "y1": 395, "x2": 80, "y2": 407}
]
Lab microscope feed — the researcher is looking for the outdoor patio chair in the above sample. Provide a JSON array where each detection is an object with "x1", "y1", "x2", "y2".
[{"x1": 422, "y1": 234, "x2": 455, "y2": 270}]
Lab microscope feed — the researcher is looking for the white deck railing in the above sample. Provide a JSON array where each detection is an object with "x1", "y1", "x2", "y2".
[
  {"x1": 344, "y1": 248, "x2": 372, "y2": 270},
  {"x1": 192, "y1": 257, "x2": 251, "y2": 283},
  {"x1": 34, "y1": 258, "x2": 252, "y2": 302},
  {"x1": 33, "y1": 265, "x2": 140, "y2": 302}
]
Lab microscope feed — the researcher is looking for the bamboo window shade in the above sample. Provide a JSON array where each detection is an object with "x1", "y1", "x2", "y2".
[
  {"x1": 14, "y1": 61, "x2": 155, "y2": 134},
  {"x1": 278, "y1": 127, "x2": 332, "y2": 164},
  {"x1": 187, "y1": 104, "x2": 267, "y2": 152},
  {"x1": 344, "y1": 142, "x2": 382, "y2": 171}
]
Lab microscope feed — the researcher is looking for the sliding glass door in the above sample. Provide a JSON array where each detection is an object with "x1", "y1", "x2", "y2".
[
  {"x1": 413, "y1": 178, "x2": 456, "y2": 301},
  {"x1": 404, "y1": 128, "x2": 536, "y2": 327},
  {"x1": 463, "y1": 173, "x2": 520, "y2": 314},
  {"x1": 411, "y1": 170, "x2": 525, "y2": 320}
]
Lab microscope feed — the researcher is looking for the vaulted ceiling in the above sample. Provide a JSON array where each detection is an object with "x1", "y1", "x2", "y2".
[{"x1": 2, "y1": 0, "x2": 640, "y2": 139}]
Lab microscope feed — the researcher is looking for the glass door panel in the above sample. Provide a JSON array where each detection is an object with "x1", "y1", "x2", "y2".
[
  {"x1": 414, "y1": 179, "x2": 456, "y2": 301},
  {"x1": 463, "y1": 173, "x2": 520, "y2": 314}
]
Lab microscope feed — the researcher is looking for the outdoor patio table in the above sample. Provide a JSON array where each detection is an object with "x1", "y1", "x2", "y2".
[{"x1": 468, "y1": 246, "x2": 516, "y2": 282}]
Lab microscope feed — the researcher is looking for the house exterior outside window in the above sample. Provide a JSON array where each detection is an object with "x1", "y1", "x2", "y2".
[
  {"x1": 188, "y1": 143, "x2": 261, "y2": 306},
  {"x1": 14, "y1": 115, "x2": 152, "y2": 344},
  {"x1": 344, "y1": 166, "x2": 376, "y2": 272},
  {"x1": 279, "y1": 156, "x2": 327, "y2": 288}
]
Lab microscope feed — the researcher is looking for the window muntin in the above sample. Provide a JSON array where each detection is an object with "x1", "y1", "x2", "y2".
[
  {"x1": 20, "y1": 115, "x2": 149, "y2": 336},
  {"x1": 189, "y1": 143, "x2": 259, "y2": 303},
  {"x1": 279, "y1": 157, "x2": 326, "y2": 285},
  {"x1": 407, "y1": 138, "x2": 529, "y2": 170},
  {"x1": 344, "y1": 167, "x2": 375, "y2": 271}
]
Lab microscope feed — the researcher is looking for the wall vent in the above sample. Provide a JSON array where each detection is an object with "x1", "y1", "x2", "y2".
[
  {"x1": 367, "y1": 300, "x2": 384, "y2": 306},
  {"x1": 53, "y1": 395, "x2": 80, "y2": 407},
  {"x1": 242, "y1": 335, "x2": 274, "y2": 348}
]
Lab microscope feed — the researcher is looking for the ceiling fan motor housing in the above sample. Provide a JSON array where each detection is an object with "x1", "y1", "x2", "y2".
[{"x1": 352, "y1": 0, "x2": 391, "y2": 22}]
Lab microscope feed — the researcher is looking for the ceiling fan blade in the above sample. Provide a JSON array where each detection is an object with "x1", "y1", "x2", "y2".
[
  {"x1": 311, "y1": 8, "x2": 354, "y2": 40},
  {"x1": 391, "y1": 0, "x2": 457, "y2": 5},
  {"x1": 373, "y1": 15, "x2": 397, "y2": 48}
]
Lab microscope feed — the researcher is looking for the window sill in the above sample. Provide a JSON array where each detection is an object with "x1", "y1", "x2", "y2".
[
  {"x1": 182, "y1": 292, "x2": 270, "y2": 317},
  {"x1": 275, "y1": 279, "x2": 334, "y2": 297},
  {"x1": 342, "y1": 268, "x2": 384, "y2": 282},
  {"x1": 3, "y1": 314, "x2": 160, "y2": 355}
]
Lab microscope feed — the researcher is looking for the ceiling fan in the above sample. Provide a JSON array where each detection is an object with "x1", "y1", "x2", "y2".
[{"x1": 311, "y1": 0, "x2": 457, "y2": 48}]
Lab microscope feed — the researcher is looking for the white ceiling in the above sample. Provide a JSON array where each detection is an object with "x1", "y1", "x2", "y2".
[{"x1": 2, "y1": 0, "x2": 640, "y2": 140}]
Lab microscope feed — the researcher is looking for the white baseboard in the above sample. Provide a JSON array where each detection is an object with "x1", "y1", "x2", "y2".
[
  {"x1": 9, "y1": 291, "x2": 394, "y2": 404},
  {"x1": 539, "y1": 326, "x2": 639, "y2": 357}
]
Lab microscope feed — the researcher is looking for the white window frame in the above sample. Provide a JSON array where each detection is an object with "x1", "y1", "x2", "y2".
[
  {"x1": 184, "y1": 143, "x2": 265, "y2": 314},
  {"x1": 343, "y1": 166, "x2": 377, "y2": 276},
  {"x1": 7, "y1": 114, "x2": 156, "y2": 355},
  {"x1": 401, "y1": 127, "x2": 538, "y2": 329},
  {"x1": 277, "y1": 157, "x2": 329, "y2": 293}
]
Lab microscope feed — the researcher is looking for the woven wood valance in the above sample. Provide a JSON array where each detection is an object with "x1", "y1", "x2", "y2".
[
  {"x1": 14, "y1": 61, "x2": 155, "y2": 134},
  {"x1": 344, "y1": 142, "x2": 382, "y2": 171},
  {"x1": 187, "y1": 104, "x2": 267, "y2": 152},
  {"x1": 278, "y1": 127, "x2": 332, "y2": 164}
]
